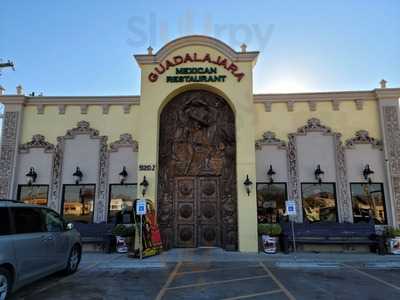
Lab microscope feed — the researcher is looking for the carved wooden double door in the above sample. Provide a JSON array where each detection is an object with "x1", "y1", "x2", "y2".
[
  {"x1": 175, "y1": 176, "x2": 221, "y2": 247},
  {"x1": 158, "y1": 90, "x2": 238, "y2": 250}
]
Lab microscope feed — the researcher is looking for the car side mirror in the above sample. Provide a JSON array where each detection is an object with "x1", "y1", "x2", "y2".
[{"x1": 66, "y1": 222, "x2": 74, "y2": 231}]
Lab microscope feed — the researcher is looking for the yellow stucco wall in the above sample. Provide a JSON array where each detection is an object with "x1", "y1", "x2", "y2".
[
  {"x1": 137, "y1": 45, "x2": 259, "y2": 252},
  {"x1": 255, "y1": 101, "x2": 381, "y2": 141},
  {"x1": 20, "y1": 105, "x2": 139, "y2": 145}
]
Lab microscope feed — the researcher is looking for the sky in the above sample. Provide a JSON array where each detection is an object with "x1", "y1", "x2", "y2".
[{"x1": 0, "y1": 0, "x2": 399, "y2": 98}]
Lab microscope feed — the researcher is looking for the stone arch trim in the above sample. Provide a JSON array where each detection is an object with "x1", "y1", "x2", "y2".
[
  {"x1": 49, "y1": 121, "x2": 108, "y2": 222},
  {"x1": 345, "y1": 130, "x2": 383, "y2": 150},
  {"x1": 19, "y1": 134, "x2": 55, "y2": 153},
  {"x1": 287, "y1": 118, "x2": 352, "y2": 222},
  {"x1": 255, "y1": 131, "x2": 287, "y2": 150},
  {"x1": 109, "y1": 133, "x2": 138, "y2": 152}
]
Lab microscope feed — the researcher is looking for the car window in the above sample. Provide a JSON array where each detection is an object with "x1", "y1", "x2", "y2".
[
  {"x1": 43, "y1": 209, "x2": 64, "y2": 232},
  {"x1": 0, "y1": 208, "x2": 12, "y2": 235},
  {"x1": 12, "y1": 207, "x2": 46, "y2": 234}
]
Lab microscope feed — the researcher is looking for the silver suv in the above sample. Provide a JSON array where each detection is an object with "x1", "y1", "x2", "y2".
[{"x1": 0, "y1": 200, "x2": 82, "y2": 299}]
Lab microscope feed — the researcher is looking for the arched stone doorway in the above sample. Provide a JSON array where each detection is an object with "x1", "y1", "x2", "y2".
[{"x1": 157, "y1": 89, "x2": 238, "y2": 250}]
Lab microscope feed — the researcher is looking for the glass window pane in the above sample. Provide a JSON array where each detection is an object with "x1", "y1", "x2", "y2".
[
  {"x1": 302, "y1": 183, "x2": 337, "y2": 223},
  {"x1": 17, "y1": 185, "x2": 49, "y2": 206},
  {"x1": 12, "y1": 207, "x2": 45, "y2": 234},
  {"x1": 44, "y1": 209, "x2": 64, "y2": 232},
  {"x1": 256, "y1": 183, "x2": 286, "y2": 224},
  {"x1": 109, "y1": 184, "x2": 137, "y2": 222},
  {"x1": 63, "y1": 185, "x2": 95, "y2": 223},
  {"x1": 0, "y1": 208, "x2": 11, "y2": 235},
  {"x1": 351, "y1": 183, "x2": 386, "y2": 224}
]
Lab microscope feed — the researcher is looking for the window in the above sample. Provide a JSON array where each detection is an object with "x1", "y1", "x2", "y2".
[
  {"x1": 43, "y1": 209, "x2": 65, "y2": 232},
  {"x1": 351, "y1": 183, "x2": 386, "y2": 224},
  {"x1": 301, "y1": 183, "x2": 338, "y2": 223},
  {"x1": 0, "y1": 208, "x2": 11, "y2": 235},
  {"x1": 108, "y1": 184, "x2": 137, "y2": 222},
  {"x1": 256, "y1": 183, "x2": 287, "y2": 224},
  {"x1": 17, "y1": 185, "x2": 49, "y2": 206},
  {"x1": 12, "y1": 207, "x2": 45, "y2": 234},
  {"x1": 62, "y1": 185, "x2": 95, "y2": 223}
]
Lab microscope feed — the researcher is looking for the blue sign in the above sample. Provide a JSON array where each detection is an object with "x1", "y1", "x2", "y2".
[
  {"x1": 136, "y1": 199, "x2": 147, "y2": 215},
  {"x1": 285, "y1": 200, "x2": 297, "y2": 216}
]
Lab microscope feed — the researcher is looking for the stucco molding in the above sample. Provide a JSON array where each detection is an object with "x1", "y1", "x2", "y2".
[
  {"x1": 109, "y1": 133, "x2": 139, "y2": 152},
  {"x1": 288, "y1": 118, "x2": 351, "y2": 222},
  {"x1": 345, "y1": 130, "x2": 383, "y2": 150},
  {"x1": 334, "y1": 133, "x2": 352, "y2": 222},
  {"x1": 49, "y1": 121, "x2": 109, "y2": 221},
  {"x1": 255, "y1": 131, "x2": 286, "y2": 150},
  {"x1": 296, "y1": 117, "x2": 332, "y2": 135},
  {"x1": 0, "y1": 111, "x2": 20, "y2": 198},
  {"x1": 287, "y1": 133, "x2": 301, "y2": 221},
  {"x1": 19, "y1": 134, "x2": 55, "y2": 153},
  {"x1": 382, "y1": 106, "x2": 400, "y2": 223},
  {"x1": 134, "y1": 35, "x2": 259, "y2": 65}
]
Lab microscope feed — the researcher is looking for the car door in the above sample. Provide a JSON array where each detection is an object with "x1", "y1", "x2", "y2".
[
  {"x1": 42, "y1": 208, "x2": 70, "y2": 269},
  {"x1": 11, "y1": 207, "x2": 51, "y2": 283}
]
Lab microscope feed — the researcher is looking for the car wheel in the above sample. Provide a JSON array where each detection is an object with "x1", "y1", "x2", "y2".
[
  {"x1": 64, "y1": 245, "x2": 81, "y2": 275},
  {"x1": 0, "y1": 268, "x2": 11, "y2": 300}
]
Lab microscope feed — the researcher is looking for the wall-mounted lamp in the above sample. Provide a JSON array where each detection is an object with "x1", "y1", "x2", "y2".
[
  {"x1": 267, "y1": 165, "x2": 276, "y2": 183},
  {"x1": 25, "y1": 167, "x2": 37, "y2": 185},
  {"x1": 140, "y1": 176, "x2": 149, "y2": 197},
  {"x1": 73, "y1": 167, "x2": 83, "y2": 185},
  {"x1": 314, "y1": 165, "x2": 324, "y2": 184},
  {"x1": 363, "y1": 164, "x2": 374, "y2": 184},
  {"x1": 243, "y1": 174, "x2": 253, "y2": 196},
  {"x1": 119, "y1": 166, "x2": 128, "y2": 184}
]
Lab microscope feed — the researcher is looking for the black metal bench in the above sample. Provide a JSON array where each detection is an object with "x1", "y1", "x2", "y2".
[
  {"x1": 72, "y1": 222, "x2": 114, "y2": 253},
  {"x1": 281, "y1": 222, "x2": 385, "y2": 255}
]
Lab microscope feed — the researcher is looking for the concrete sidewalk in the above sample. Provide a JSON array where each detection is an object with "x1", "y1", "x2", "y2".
[{"x1": 81, "y1": 248, "x2": 400, "y2": 268}]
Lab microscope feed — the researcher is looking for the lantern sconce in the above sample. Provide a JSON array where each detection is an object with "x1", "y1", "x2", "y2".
[
  {"x1": 363, "y1": 164, "x2": 374, "y2": 184},
  {"x1": 140, "y1": 176, "x2": 149, "y2": 197},
  {"x1": 267, "y1": 164, "x2": 276, "y2": 183},
  {"x1": 119, "y1": 166, "x2": 128, "y2": 184},
  {"x1": 73, "y1": 167, "x2": 83, "y2": 185},
  {"x1": 243, "y1": 174, "x2": 253, "y2": 196},
  {"x1": 314, "y1": 165, "x2": 324, "y2": 184},
  {"x1": 25, "y1": 167, "x2": 37, "y2": 185}
]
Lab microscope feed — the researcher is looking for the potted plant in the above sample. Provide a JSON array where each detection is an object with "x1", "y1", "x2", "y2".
[
  {"x1": 258, "y1": 223, "x2": 282, "y2": 254},
  {"x1": 384, "y1": 227, "x2": 400, "y2": 255},
  {"x1": 112, "y1": 224, "x2": 135, "y2": 253}
]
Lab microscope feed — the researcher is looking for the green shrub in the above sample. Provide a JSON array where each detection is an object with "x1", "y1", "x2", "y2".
[
  {"x1": 112, "y1": 224, "x2": 136, "y2": 237},
  {"x1": 384, "y1": 227, "x2": 400, "y2": 238},
  {"x1": 257, "y1": 223, "x2": 282, "y2": 236}
]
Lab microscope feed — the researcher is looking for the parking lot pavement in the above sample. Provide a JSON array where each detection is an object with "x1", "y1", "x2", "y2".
[{"x1": 9, "y1": 252, "x2": 400, "y2": 300}]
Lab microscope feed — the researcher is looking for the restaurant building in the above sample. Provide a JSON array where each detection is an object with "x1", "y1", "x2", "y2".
[{"x1": 1, "y1": 35, "x2": 400, "y2": 252}]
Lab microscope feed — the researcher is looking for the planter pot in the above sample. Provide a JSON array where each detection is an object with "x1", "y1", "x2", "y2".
[
  {"x1": 387, "y1": 237, "x2": 400, "y2": 255},
  {"x1": 116, "y1": 236, "x2": 129, "y2": 253},
  {"x1": 261, "y1": 235, "x2": 278, "y2": 254}
]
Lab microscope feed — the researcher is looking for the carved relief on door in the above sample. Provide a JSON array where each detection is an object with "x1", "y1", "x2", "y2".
[{"x1": 157, "y1": 90, "x2": 237, "y2": 250}]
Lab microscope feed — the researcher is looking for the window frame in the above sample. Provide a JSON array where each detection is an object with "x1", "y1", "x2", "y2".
[
  {"x1": 301, "y1": 182, "x2": 339, "y2": 223},
  {"x1": 108, "y1": 183, "x2": 137, "y2": 222},
  {"x1": 350, "y1": 182, "x2": 387, "y2": 224},
  {"x1": 256, "y1": 182, "x2": 288, "y2": 224},
  {"x1": 17, "y1": 184, "x2": 50, "y2": 206},
  {"x1": 61, "y1": 184, "x2": 96, "y2": 223}
]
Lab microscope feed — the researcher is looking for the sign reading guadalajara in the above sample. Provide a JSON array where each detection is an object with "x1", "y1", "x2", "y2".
[{"x1": 148, "y1": 52, "x2": 245, "y2": 83}]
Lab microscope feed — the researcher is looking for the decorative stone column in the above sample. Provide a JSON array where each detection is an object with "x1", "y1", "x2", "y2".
[
  {"x1": 0, "y1": 101, "x2": 24, "y2": 199},
  {"x1": 376, "y1": 88, "x2": 400, "y2": 226}
]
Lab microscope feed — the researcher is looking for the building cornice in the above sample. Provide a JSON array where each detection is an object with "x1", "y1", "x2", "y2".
[
  {"x1": 134, "y1": 35, "x2": 259, "y2": 66},
  {"x1": 0, "y1": 95, "x2": 140, "y2": 106}
]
